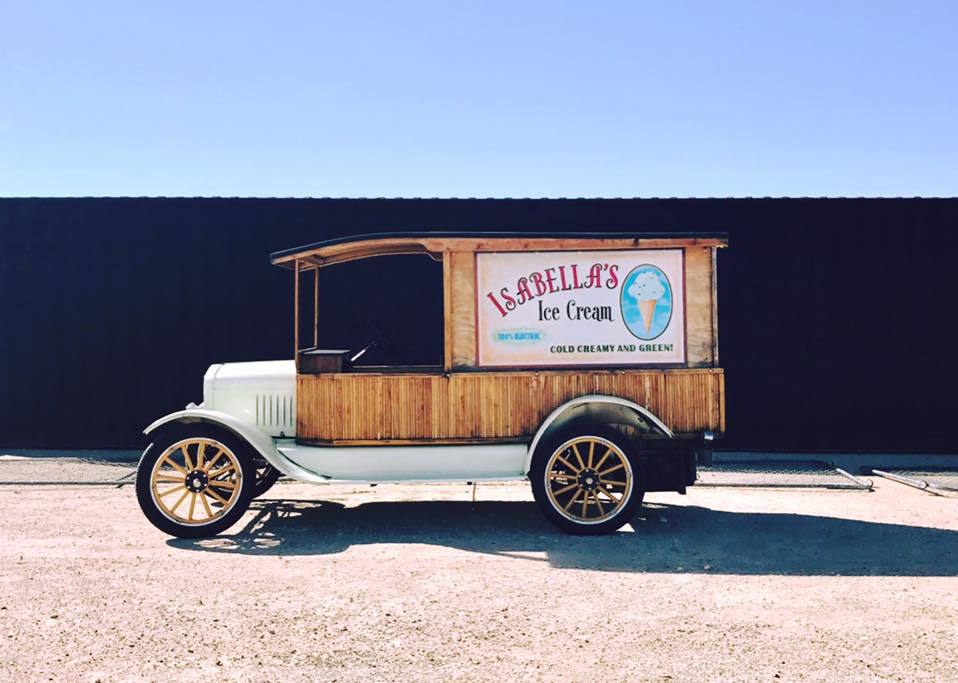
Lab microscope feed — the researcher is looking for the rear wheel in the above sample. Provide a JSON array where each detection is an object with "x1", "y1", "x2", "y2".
[
  {"x1": 136, "y1": 426, "x2": 255, "y2": 538},
  {"x1": 253, "y1": 460, "x2": 281, "y2": 498},
  {"x1": 531, "y1": 427, "x2": 642, "y2": 534}
]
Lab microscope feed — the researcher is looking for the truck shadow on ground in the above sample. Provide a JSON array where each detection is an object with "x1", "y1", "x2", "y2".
[{"x1": 167, "y1": 498, "x2": 958, "y2": 576}]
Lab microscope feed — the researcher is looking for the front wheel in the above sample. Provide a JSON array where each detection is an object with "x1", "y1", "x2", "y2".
[
  {"x1": 136, "y1": 426, "x2": 256, "y2": 538},
  {"x1": 530, "y1": 427, "x2": 642, "y2": 534}
]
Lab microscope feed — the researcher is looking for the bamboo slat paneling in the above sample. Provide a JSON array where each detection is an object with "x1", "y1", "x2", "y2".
[{"x1": 297, "y1": 369, "x2": 724, "y2": 443}]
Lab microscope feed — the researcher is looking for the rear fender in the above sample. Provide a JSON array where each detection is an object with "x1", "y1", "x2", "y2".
[{"x1": 524, "y1": 394, "x2": 673, "y2": 475}]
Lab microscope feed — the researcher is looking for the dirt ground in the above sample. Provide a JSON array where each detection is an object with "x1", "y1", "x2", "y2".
[{"x1": 0, "y1": 464, "x2": 956, "y2": 682}]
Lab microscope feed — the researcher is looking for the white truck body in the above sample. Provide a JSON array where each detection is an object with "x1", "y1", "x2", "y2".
[{"x1": 146, "y1": 360, "x2": 670, "y2": 484}]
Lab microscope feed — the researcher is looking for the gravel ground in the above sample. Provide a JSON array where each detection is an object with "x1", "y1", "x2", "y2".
[
  {"x1": 0, "y1": 463, "x2": 956, "y2": 682},
  {"x1": 0, "y1": 456, "x2": 136, "y2": 483}
]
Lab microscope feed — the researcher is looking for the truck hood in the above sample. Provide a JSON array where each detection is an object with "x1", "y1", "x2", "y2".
[{"x1": 203, "y1": 360, "x2": 296, "y2": 437}]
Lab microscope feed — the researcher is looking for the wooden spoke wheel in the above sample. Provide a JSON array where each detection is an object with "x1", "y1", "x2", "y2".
[
  {"x1": 136, "y1": 427, "x2": 255, "y2": 538},
  {"x1": 150, "y1": 438, "x2": 243, "y2": 526},
  {"x1": 531, "y1": 428, "x2": 641, "y2": 534}
]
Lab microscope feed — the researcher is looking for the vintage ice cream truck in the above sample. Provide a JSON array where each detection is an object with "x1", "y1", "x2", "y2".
[{"x1": 136, "y1": 232, "x2": 727, "y2": 537}]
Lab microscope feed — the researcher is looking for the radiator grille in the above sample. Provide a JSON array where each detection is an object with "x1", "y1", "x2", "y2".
[{"x1": 255, "y1": 394, "x2": 295, "y2": 429}]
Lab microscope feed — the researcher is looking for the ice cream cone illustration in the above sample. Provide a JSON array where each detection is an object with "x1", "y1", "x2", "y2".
[
  {"x1": 638, "y1": 298, "x2": 658, "y2": 333},
  {"x1": 626, "y1": 268, "x2": 668, "y2": 338}
]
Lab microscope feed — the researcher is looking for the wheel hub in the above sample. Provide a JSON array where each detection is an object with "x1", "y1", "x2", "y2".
[
  {"x1": 577, "y1": 468, "x2": 599, "y2": 491},
  {"x1": 186, "y1": 470, "x2": 209, "y2": 492}
]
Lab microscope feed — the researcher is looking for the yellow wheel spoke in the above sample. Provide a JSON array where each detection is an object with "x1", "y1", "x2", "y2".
[
  {"x1": 208, "y1": 465, "x2": 234, "y2": 479},
  {"x1": 195, "y1": 442, "x2": 206, "y2": 470},
  {"x1": 594, "y1": 447, "x2": 612, "y2": 472},
  {"x1": 592, "y1": 491, "x2": 605, "y2": 516},
  {"x1": 571, "y1": 443, "x2": 586, "y2": 470},
  {"x1": 597, "y1": 487, "x2": 619, "y2": 502},
  {"x1": 563, "y1": 490, "x2": 582, "y2": 511},
  {"x1": 158, "y1": 485, "x2": 186, "y2": 497},
  {"x1": 169, "y1": 490, "x2": 190, "y2": 513},
  {"x1": 581, "y1": 492, "x2": 588, "y2": 517},
  {"x1": 155, "y1": 475, "x2": 184, "y2": 483},
  {"x1": 205, "y1": 487, "x2": 229, "y2": 506},
  {"x1": 199, "y1": 491, "x2": 214, "y2": 518},
  {"x1": 587, "y1": 441, "x2": 595, "y2": 469},
  {"x1": 552, "y1": 482, "x2": 579, "y2": 496},
  {"x1": 208, "y1": 480, "x2": 236, "y2": 490},
  {"x1": 188, "y1": 493, "x2": 197, "y2": 521},
  {"x1": 599, "y1": 462, "x2": 625, "y2": 477},
  {"x1": 162, "y1": 457, "x2": 188, "y2": 476},
  {"x1": 203, "y1": 450, "x2": 225, "y2": 473},
  {"x1": 181, "y1": 445, "x2": 194, "y2": 471},
  {"x1": 601, "y1": 479, "x2": 627, "y2": 487},
  {"x1": 555, "y1": 455, "x2": 580, "y2": 473}
]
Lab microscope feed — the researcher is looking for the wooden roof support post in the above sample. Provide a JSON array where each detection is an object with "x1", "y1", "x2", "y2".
[
  {"x1": 710, "y1": 247, "x2": 719, "y2": 366},
  {"x1": 293, "y1": 259, "x2": 300, "y2": 370},
  {"x1": 313, "y1": 267, "x2": 319, "y2": 348},
  {"x1": 442, "y1": 251, "x2": 453, "y2": 371}
]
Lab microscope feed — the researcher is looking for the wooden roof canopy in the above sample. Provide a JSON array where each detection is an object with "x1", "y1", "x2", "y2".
[{"x1": 270, "y1": 231, "x2": 729, "y2": 269}]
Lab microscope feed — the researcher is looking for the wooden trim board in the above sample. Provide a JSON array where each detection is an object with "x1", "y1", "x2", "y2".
[{"x1": 273, "y1": 235, "x2": 728, "y2": 267}]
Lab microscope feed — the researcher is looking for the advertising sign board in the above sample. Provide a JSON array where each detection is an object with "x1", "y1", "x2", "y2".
[{"x1": 476, "y1": 249, "x2": 686, "y2": 367}]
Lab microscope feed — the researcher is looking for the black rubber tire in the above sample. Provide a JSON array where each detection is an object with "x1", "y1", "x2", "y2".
[
  {"x1": 136, "y1": 425, "x2": 256, "y2": 538},
  {"x1": 530, "y1": 425, "x2": 643, "y2": 535},
  {"x1": 253, "y1": 461, "x2": 281, "y2": 498}
]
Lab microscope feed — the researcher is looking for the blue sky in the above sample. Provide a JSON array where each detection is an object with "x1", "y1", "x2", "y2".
[{"x1": 1, "y1": 1, "x2": 956, "y2": 197}]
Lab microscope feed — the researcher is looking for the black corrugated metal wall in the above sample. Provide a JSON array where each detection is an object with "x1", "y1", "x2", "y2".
[{"x1": 1, "y1": 197, "x2": 956, "y2": 452}]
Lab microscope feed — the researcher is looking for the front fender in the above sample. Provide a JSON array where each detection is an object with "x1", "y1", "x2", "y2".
[{"x1": 144, "y1": 409, "x2": 325, "y2": 483}]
